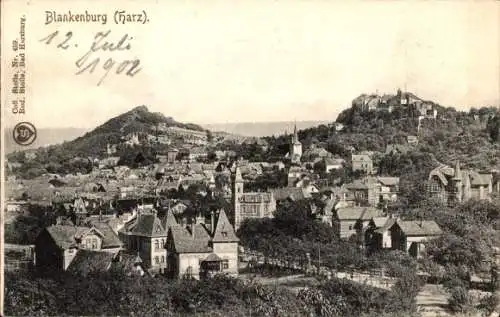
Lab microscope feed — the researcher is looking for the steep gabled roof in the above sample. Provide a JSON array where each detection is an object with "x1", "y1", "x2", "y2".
[
  {"x1": 336, "y1": 207, "x2": 382, "y2": 221},
  {"x1": 374, "y1": 218, "x2": 397, "y2": 234},
  {"x1": 371, "y1": 217, "x2": 389, "y2": 228},
  {"x1": 109, "y1": 251, "x2": 143, "y2": 276},
  {"x1": 90, "y1": 222, "x2": 123, "y2": 249},
  {"x1": 45, "y1": 226, "x2": 89, "y2": 249},
  {"x1": 168, "y1": 226, "x2": 212, "y2": 253},
  {"x1": 212, "y1": 209, "x2": 239, "y2": 243},
  {"x1": 67, "y1": 250, "x2": 116, "y2": 276},
  {"x1": 161, "y1": 209, "x2": 179, "y2": 230},
  {"x1": 469, "y1": 172, "x2": 493, "y2": 186},
  {"x1": 377, "y1": 177, "x2": 400, "y2": 187},
  {"x1": 131, "y1": 214, "x2": 166, "y2": 237},
  {"x1": 393, "y1": 220, "x2": 442, "y2": 237}
]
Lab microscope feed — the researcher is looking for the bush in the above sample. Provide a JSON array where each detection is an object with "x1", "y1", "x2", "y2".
[
  {"x1": 477, "y1": 294, "x2": 499, "y2": 316},
  {"x1": 448, "y1": 285, "x2": 473, "y2": 313}
]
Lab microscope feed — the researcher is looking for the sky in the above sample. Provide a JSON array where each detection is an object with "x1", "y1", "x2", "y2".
[{"x1": 2, "y1": 0, "x2": 499, "y2": 129}]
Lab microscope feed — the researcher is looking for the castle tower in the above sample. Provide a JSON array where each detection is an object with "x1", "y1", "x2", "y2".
[
  {"x1": 231, "y1": 165, "x2": 244, "y2": 228},
  {"x1": 289, "y1": 122, "x2": 302, "y2": 164},
  {"x1": 452, "y1": 161, "x2": 463, "y2": 203}
]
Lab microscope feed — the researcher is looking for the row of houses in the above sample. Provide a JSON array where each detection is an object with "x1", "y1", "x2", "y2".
[
  {"x1": 35, "y1": 208, "x2": 239, "y2": 279},
  {"x1": 323, "y1": 205, "x2": 442, "y2": 258}
]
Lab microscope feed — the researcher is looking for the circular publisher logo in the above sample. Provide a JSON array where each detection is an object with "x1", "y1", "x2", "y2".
[{"x1": 13, "y1": 122, "x2": 37, "y2": 146}]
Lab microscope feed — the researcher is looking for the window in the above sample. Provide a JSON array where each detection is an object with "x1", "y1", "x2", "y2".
[
  {"x1": 155, "y1": 240, "x2": 159, "y2": 250},
  {"x1": 348, "y1": 225, "x2": 353, "y2": 230},
  {"x1": 161, "y1": 256, "x2": 165, "y2": 263},
  {"x1": 155, "y1": 256, "x2": 159, "y2": 264},
  {"x1": 222, "y1": 260, "x2": 229, "y2": 270},
  {"x1": 91, "y1": 238, "x2": 98, "y2": 249},
  {"x1": 430, "y1": 181, "x2": 440, "y2": 193},
  {"x1": 221, "y1": 231, "x2": 227, "y2": 238},
  {"x1": 186, "y1": 266, "x2": 193, "y2": 278}
]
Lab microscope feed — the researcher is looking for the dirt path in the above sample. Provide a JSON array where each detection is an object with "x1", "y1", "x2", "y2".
[{"x1": 416, "y1": 284, "x2": 452, "y2": 317}]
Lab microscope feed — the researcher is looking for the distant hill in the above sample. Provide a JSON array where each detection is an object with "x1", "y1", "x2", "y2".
[
  {"x1": 5, "y1": 106, "x2": 209, "y2": 178},
  {"x1": 51, "y1": 105, "x2": 206, "y2": 157},
  {"x1": 5, "y1": 128, "x2": 89, "y2": 154},
  {"x1": 203, "y1": 121, "x2": 329, "y2": 137}
]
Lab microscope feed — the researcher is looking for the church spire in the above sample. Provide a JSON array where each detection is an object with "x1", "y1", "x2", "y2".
[{"x1": 293, "y1": 121, "x2": 298, "y2": 141}]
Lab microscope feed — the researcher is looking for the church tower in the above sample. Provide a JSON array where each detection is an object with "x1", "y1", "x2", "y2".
[
  {"x1": 289, "y1": 122, "x2": 302, "y2": 164},
  {"x1": 231, "y1": 165, "x2": 244, "y2": 228}
]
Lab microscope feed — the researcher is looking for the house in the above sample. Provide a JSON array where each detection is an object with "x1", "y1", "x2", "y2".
[
  {"x1": 295, "y1": 180, "x2": 320, "y2": 197},
  {"x1": 389, "y1": 220, "x2": 442, "y2": 258},
  {"x1": 287, "y1": 165, "x2": 304, "y2": 187},
  {"x1": 231, "y1": 166, "x2": 276, "y2": 230},
  {"x1": 322, "y1": 157, "x2": 345, "y2": 173},
  {"x1": 351, "y1": 154, "x2": 373, "y2": 175},
  {"x1": 35, "y1": 224, "x2": 123, "y2": 272},
  {"x1": 364, "y1": 216, "x2": 397, "y2": 252},
  {"x1": 166, "y1": 209, "x2": 239, "y2": 279},
  {"x1": 376, "y1": 177, "x2": 399, "y2": 202},
  {"x1": 428, "y1": 161, "x2": 494, "y2": 205},
  {"x1": 345, "y1": 178, "x2": 380, "y2": 206},
  {"x1": 99, "y1": 156, "x2": 121, "y2": 169},
  {"x1": 334, "y1": 206, "x2": 382, "y2": 239},
  {"x1": 167, "y1": 148, "x2": 179, "y2": 163},
  {"x1": 188, "y1": 148, "x2": 208, "y2": 162},
  {"x1": 118, "y1": 210, "x2": 179, "y2": 273},
  {"x1": 302, "y1": 145, "x2": 333, "y2": 162}
]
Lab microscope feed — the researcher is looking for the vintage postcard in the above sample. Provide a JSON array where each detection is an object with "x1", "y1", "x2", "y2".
[{"x1": 1, "y1": 1, "x2": 500, "y2": 316}]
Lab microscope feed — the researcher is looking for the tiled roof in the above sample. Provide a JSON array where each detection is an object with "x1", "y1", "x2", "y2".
[
  {"x1": 336, "y1": 207, "x2": 381, "y2": 220},
  {"x1": 345, "y1": 179, "x2": 378, "y2": 190},
  {"x1": 377, "y1": 177, "x2": 400, "y2": 187},
  {"x1": 110, "y1": 251, "x2": 143, "y2": 276},
  {"x1": 67, "y1": 250, "x2": 116, "y2": 276},
  {"x1": 90, "y1": 222, "x2": 123, "y2": 249},
  {"x1": 271, "y1": 187, "x2": 309, "y2": 201},
  {"x1": 161, "y1": 209, "x2": 179, "y2": 229},
  {"x1": 212, "y1": 210, "x2": 239, "y2": 243},
  {"x1": 374, "y1": 218, "x2": 397, "y2": 234},
  {"x1": 46, "y1": 226, "x2": 90, "y2": 249},
  {"x1": 371, "y1": 217, "x2": 389, "y2": 228},
  {"x1": 395, "y1": 220, "x2": 442, "y2": 236},
  {"x1": 352, "y1": 154, "x2": 371, "y2": 161},
  {"x1": 168, "y1": 225, "x2": 212, "y2": 253},
  {"x1": 130, "y1": 214, "x2": 167, "y2": 237},
  {"x1": 469, "y1": 172, "x2": 493, "y2": 186}
]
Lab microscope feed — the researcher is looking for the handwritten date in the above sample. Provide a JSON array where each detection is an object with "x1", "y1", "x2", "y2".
[{"x1": 40, "y1": 30, "x2": 142, "y2": 86}]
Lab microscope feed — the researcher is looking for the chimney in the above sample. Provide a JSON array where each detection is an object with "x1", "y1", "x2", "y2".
[{"x1": 211, "y1": 210, "x2": 216, "y2": 233}]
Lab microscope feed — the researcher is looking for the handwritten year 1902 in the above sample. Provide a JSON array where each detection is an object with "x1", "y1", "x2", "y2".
[{"x1": 40, "y1": 30, "x2": 142, "y2": 86}]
